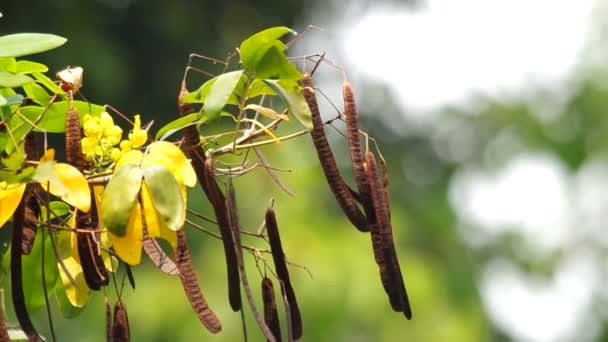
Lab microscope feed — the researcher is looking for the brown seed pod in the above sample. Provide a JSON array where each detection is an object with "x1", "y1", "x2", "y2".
[
  {"x1": 203, "y1": 158, "x2": 241, "y2": 312},
  {"x1": 300, "y1": 74, "x2": 368, "y2": 232},
  {"x1": 21, "y1": 194, "x2": 40, "y2": 255},
  {"x1": 364, "y1": 151, "x2": 412, "y2": 319},
  {"x1": 65, "y1": 107, "x2": 86, "y2": 171},
  {"x1": 0, "y1": 315, "x2": 10, "y2": 342},
  {"x1": 76, "y1": 192, "x2": 109, "y2": 291},
  {"x1": 105, "y1": 296, "x2": 112, "y2": 342},
  {"x1": 10, "y1": 190, "x2": 44, "y2": 341},
  {"x1": 265, "y1": 207, "x2": 302, "y2": 340},
  {"x1": 262, "y1": 277, "x2": 282, "y2": 342},
  {"x1": 343, "y1": 81, "x2": 376, "y2": 230},
  {"x1": 226, "y1": 181, "x2": 276, "y2": 342},
  {"x1": 142, "y1": 235, "x2": 179, "y2": 276},
  {"x1": 111, "y1": 300, "x2": 130, "y2": 342},
  {"x1": 173, "y1": 229, "x2": 222, "y2": 334}
]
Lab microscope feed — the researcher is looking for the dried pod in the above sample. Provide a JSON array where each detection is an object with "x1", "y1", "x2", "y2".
[
  {"x1": 65, "y1": 107, "x2": 86, "y2": 171},
  {"x1": 76, "y1": 193, "x2": 109, "y2": 291},
  {"x1": 226, "y1": 181, "x2": 276, "y2": 342},
  {"x1": 262, "y1": 277, "x2": 282, "y2": 342},
  {"x1": 21, "y1": 194, "x2": 40, "y2": 255},
  {"x1": 343, "y1": 81, "x2": 376, "y2": 230},
  {"x1": 142, "y1": 234, "x2": 179, "y2": 276},
  {"x1": 364, "y1": 151, "x2": 412, "y2": 319},
  {"x1": 105, "y1": 297, "x2": 112, "y2": 342},
  {"x1": 0, "y1": 316, "x2": 10, "y2": 342},
  {"x1": 174, "y1": 229, "x2": 222, "y2": 334},
  {"x1": 10, "y1": 191, "x2": 44, "y2": 341},
  {"x1": 265, "y1": 207, "x2": 302, "y2": 339},
  {"x1": 300, "y1": 74, "x2": 368, "y2": 232},
  {"x1": 203, "y1": 158, "x2": 241, "y2": 312},
  {"x1": 111, "y1": 300, "x2": 130, "y2": 342}
]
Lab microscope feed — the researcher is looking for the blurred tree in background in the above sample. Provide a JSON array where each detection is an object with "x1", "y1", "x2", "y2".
[{"x1": 2, "y1": 0, "x2": 607, "y2": 341}]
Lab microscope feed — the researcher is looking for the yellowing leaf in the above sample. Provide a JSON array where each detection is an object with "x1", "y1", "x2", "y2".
[
  {"x1": 141, "y1": 184, "x2": 177, "y2": 249},
  {"x1": 115, "y1": 150, "x2": 144, "y2": 171},
  {"x1": 0, "y1": 182, "x2": 26, "y2": 227},
  {"x1": 110, "y1": 201, "x2": 143, "y2": 265},
  {"x1": 142, "y1": 165, "x2": 185, "y2": 231},
  {"x1": 146, "y1": 141, "x2": 196, "y2": 187},
  {"x1": 58, "y1": 256, "x2": 89, "y2": 307},
  {"x1": 35, "y1": 162, "x2": 91, "y2": 212},
  {"x1": 102, "y1": 164, "x2": 143, "y2": 237},
  {"x1": 244, "y1": 104, "x2": 289, "y2": 121}
]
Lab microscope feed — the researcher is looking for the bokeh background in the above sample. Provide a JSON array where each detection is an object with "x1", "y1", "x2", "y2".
[{"x1": 2, "y1": 0, "x2": 608, "y2": 341}]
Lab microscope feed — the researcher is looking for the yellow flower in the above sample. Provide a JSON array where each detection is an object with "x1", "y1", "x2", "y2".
[
  {"x1": 81, "y1": 136, "x2": 99, "y2": 162},
  {"x1": 129, "y1": 115, "x2": 147, "y2": 149},
  {"x1": 83, "y1": 115, "x2": 102, "y2": 138}
]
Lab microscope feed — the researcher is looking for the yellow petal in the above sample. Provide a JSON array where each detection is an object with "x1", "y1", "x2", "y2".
[
  {"x1": 115, "y1": 150, "x2": 144, "y2": 172},
  {"x1": 40, "y1": 149, "x2": 55, "y2": 162},
  {"x1": 110, "y1": 201, "x2": 143, "y2": 265},
  {"x1": 58, "y1": 256, "x2": 90, "y2": 307},
  {"x1": 158, "y1": 221, "x2": 177, "y2": 249},
  {"x1": 40, "y1": 163, "x2": 91, "y2": 212},
  {"x1": 99, "y1": 112, "x2": 115, "y2": 129},
  {"x1": 130, "y1": 115, "x2": 148, "y2": 148},
  {"x1": 140, "y1": 183, "x2": 160, "y2": 238},
  {"x1": 146, "y1": 141, "x2": 196, "y2": 187},
  {"x1": 0, "y1": 182, "x2": 26, "y2": 227}
]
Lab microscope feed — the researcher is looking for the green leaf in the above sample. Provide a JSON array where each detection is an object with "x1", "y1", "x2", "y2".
[
  {"x1": 54, "y1": 274, "x2": 84, "y2": 318},
  {"x1": 247, "y1": 78, "x2": 276, "y2": 98},
  {"x1": 239, "y1": 27, "x2": 296, "y2": 73},
  {"x1": 0, "y1": 93, "x2": 24, "y2": 107},
  {"x1": 18, "y1": 101, "x2": 105, "y2": 133},
  {"x1": 102, "y1": 164, "x2": 143, "y2": 237},
  {"x1": 2, "y1": 151, "x2": 25, "y2": 170},
  {"x1": 203, "y1": 70, "x2": 245, "y2": 122},
  {"x1": 18, "y1": 231, "x2": 59, "y2": 313},
  {"x1": 32, "y1": 72, "x2": 65, "y2": 95},
  {"x1": 40, "y1": 201, "x2": 72, "y2": 220},
  {"x1": 264, "y1": 80, "x2": 312, "y2": 129},
  {"x1": 0, "y1": 33, "x2": 67, "y2": 58},
  {"x1": 0, "y1": 167, "x2": 36, "y2": 184},
  {"x1": 155, "y1": 112, "x2": 205, "y2": 141},
  {"x1": 255, "y1": 44, "x2": 302, "y2": 80},
  {"x1": 0, "y1": 57, "x2": 16, "y2": 72},
  {"x1": 0, "y1": 70, "x2": 33, "y2": 87},
  {"x1": 22, "y1": 82, "x2": 50, "y2": 106},
  {"x1": 16, "y1": 60, "x2": 48, "y2": 74},
  {"x1": 142, "y1": 164, "x2": 185, "y2": 231},
  {"x1": 184, "y1": 72, "x2": 247, "y2": 105}
]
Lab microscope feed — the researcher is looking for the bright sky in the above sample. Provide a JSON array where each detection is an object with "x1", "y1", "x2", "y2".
[{"x1": 328, "y1": 0, "x2": 601, "y2": 340}]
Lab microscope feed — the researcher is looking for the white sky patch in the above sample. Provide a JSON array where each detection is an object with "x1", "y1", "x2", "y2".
[
  {"x1": 449, "y1": 153, "x2": 571, "y2": 251},
  {"x1": 342, "y1": 0, "x2": 596, "y2": 113}
]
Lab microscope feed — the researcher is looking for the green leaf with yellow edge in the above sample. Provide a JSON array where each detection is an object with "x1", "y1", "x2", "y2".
[
  {"x1": 102, "y1": 163, "x2": 143, "y2": 237},
  {"x1": 15, "y1": 60, "x2": 48, "y2": 74},
  {"x1": 142, "y1": 164, "x2": 185, "y2": 231},
  {"x1": 145, "y1": 141, "x2": 197, "y2": 188},
  {"x1": 264, "y1": 79, "x2": 312, "y2": 130},
  {"x1": 110, "y1": 201, "x2": 143, "y2": 265},
  {"x1": 140, "y1": 183, "x2": 177, "y2": 249},
  {"x1": 0, "y1": 70, "x2": 33, "y2": 87},
  {"x1": 0, "y1": 33, "x2": 67, "y2": 58},
  {"x1": 34, "y1": 161, "x2": 91, "y2": 212},
  {"x1": 32, "y1": 72, "x2": 65, "y2": 95},
  {"x1": 203, "y1": 70, "x2": 245, "y2": 122},
  {"x1": 0, "y1": 182, "x2": 26, "y2": 227},
  {"x1": 54, "y1": 272, "x2": 86, "y2": 318},
  {"x1": 22, "y1": 81, "x2": 50, "y2": 106},
  {"x1": 240, "y1": 27, "x2": 295, "y2": 73}
]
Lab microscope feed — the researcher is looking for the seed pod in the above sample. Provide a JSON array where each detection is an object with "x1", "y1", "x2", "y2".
[
  {"x1": 203, "y1": 158, "x2": 241, "y2": 312},
  {"x1": 65, "y1": 107, "x2": 86, "y2": 171},
  {"x1": 111, "y1": 300, "x2": 130, "y2": 342},
  {"x1": 300, "y1": 74, "x2": 368, "y2": 232},
  {"x1": 105, "y1": 297, "x2": 112, "y2": 342},
  {"x1": 21, "y1": 194, "x2": 40, "y2": 255},
  {"x1": 343, "y1": 81, "x2": 376, "y2": 230},
  {"x1": 265, "y1": 207, "x2": 302, "y2": 339},
  {"x1": 174, "y1": 229, "x2": 222, "y2": 333},
  {"x1": 10, "y1": 190, "x2": 44, "y2": 341},
  {"x1": 226, "y1": 181, "x2": 275, "y2": 342},
  {"x1": 142, "y1": 235, "x2": 179, "y2": 276},
  {"x1": 0, "y1": 315, "x2": 10, "y2": 342},
  {"x1": 76, "y1": 192, "x2": 109, "y2": 291},
  {"x1": 364, "y1": 151, "x2": 412, "y2": 319},
  {"x1": 262, "y1": 277, "x2": 282, "y2": 342}
]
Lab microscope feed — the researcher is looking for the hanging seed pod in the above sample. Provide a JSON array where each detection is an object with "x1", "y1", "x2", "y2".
[
  {"x1": 21, "y1": 194, "x2": 40, "y2": 255},
  {"x1": 111, "y1": 300, "x2": 130, "y2": 342},
  {"x1": 203, "y1": 158, "x2": 241, "y2": 312},
  {"x1": 10, "y1": 191, "x2": 44, "y2": 341},
  {"x1": 300, "y1": 74, "x2": 368, "y2": 232},
  {"x1": 226, "y1": 181, "x2": 275, "y2": 342},
  {"x1": 343, "y1": 80, "x2": 376, "y2": 230},
  {"x1": 105, "y1": 297, "x2": 112, "y2": 342},
  {"x1": 262, "y1": 277, "x2": 282, "y2": 342},
  {"x1": 174, "y1": 229, "x2": 222, "y2": 334},
  {"x1": 0, "y1": 315, "x2": 10, "y2": 342},
  {"x1": 142, "y1": 233, "x2": 179, "y2": 276},
  {"x1": 75, "y1": 195, "x2": 109, "y2": 291},
  {"x1": 364, "y1": 151, "x2": 412, "y2": 319},
  {"x1": 265, "y1": 207, "x2": 302, "y2": 340},
  {"x1": 65, "y1": 107, "x2": 86, "y2": 171}
]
